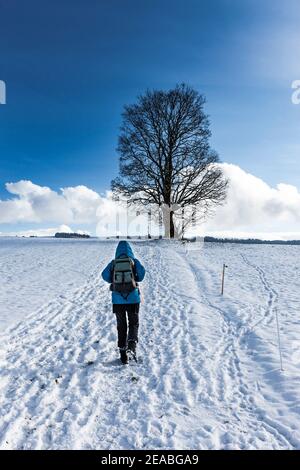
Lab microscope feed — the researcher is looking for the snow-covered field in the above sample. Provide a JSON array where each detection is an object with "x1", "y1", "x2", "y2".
[{"x1": 0, "y1": 237, "x2": 300, "y2": 449}]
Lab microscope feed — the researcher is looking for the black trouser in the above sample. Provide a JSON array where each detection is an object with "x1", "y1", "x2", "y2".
[{"x1": 113, "y1": 303, "x2": 140, "y2": 350}]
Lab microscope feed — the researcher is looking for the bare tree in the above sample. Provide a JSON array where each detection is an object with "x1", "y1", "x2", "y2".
[{"x1": 112, "y1": 83, "x2": 228, "y2": 238}]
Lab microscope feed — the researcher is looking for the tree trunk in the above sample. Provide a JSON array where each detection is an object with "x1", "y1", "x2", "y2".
[
  {"x1": 162, "y1": 206, "x2": 176, "y2": 239},
  {"x1": 170, "y1": 211, "x2": 175, "y2": 239}
]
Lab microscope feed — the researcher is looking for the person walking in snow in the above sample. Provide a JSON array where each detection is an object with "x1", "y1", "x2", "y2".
[{"x1": 101, "y1": 241, "x2": 146, "y2": 364}]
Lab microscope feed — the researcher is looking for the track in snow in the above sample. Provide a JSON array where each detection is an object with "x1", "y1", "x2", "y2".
[
  {"x1": 182, "y1": 248, "x2": 299, "y2": 450},
  {"x1": 0, "y1": 241, "x2": 299, "y2": 449}
]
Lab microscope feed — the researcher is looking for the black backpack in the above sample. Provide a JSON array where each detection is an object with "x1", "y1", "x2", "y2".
[{"x1": 111, "y1": 257, "x2": 137, "y2": 294}]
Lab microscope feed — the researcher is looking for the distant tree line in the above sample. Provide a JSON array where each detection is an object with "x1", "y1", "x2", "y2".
[
  {"x1": 55, "y1": 232, "x2": 90, "y2": 239},
  {"x1": 204, "y1": 237, "x2": 300, "y2": 246}
]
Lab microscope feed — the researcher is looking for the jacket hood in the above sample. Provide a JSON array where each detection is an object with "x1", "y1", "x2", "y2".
[{"x1": 115, "y1": 241, "x2": 134, "y2": 259}]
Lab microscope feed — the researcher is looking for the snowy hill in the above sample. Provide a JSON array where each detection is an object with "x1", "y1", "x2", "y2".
[{"x1": 0, "y1": 238, "x2": 300, "y2": 449}]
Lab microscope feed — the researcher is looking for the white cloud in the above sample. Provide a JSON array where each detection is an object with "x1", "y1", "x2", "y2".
[
  {"x1": 203, "y1": 163, "x2": 300, "y2": 235},
  {"x1": 2, "y1": 181, "x2": 72, "y2": 224},
  {"x1": 62, "y1": 185, "x2": 101, "y2": 224},
  {"x1": 0, "y1": 181, "x2": 106, "y2": 225},
  {"x1": 1, "y1": 164, "x2": 300, "y2": 239},
  {"x1": 0, "y1": 197, "x2": 35, "y2": 223},
  {"x1": 0, "y1": 225, "x2": 90, "y2": 238}
]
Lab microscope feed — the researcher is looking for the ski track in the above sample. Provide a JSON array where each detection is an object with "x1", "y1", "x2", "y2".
[{"x1": 0, "y1": 241, "x2": 299, "y2": 449}]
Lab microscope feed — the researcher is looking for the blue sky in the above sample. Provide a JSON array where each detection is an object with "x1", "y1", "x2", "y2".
[{"x1": 0, "y1": 0, "x2": 300, "y2": 235}]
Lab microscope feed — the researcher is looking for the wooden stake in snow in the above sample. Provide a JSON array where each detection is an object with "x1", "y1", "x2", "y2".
[
  {"x1": 275, "y1": 307, "x2": 284, "y2": 371},
  {"x1": 221, "y1": 263, "x2": 228, "y2": 295}
]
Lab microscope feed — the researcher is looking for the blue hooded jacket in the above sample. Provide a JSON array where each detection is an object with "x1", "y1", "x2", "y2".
[{"x1": 101, "y1": 241, "x2": 146, "y2": 304}]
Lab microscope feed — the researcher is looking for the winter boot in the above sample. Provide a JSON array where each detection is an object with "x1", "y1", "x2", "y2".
[
  {"x1": 128, "y1": 340, "x2": 137, "y2": 354},
  {"x1": 120, "y1": 349, "x2": 128, "y2": 365}
]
